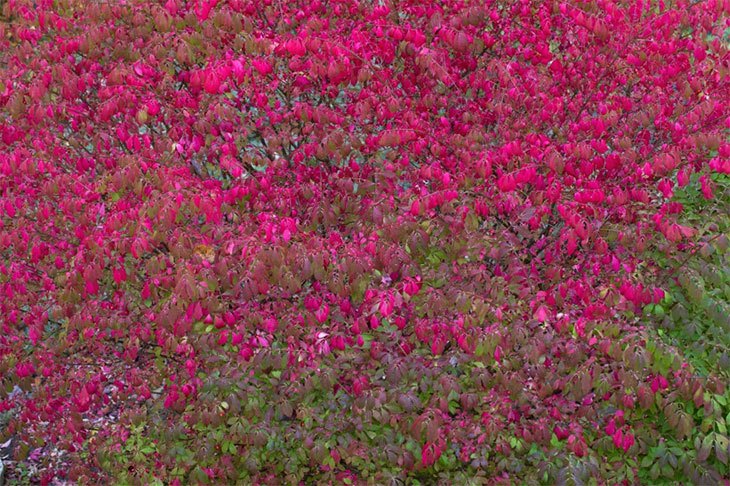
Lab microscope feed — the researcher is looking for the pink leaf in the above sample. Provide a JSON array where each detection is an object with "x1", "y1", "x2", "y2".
[
  {"x1": 252, "y1": 59, "x2": 273, "y2": 76},
  {"x1": 494, "y1": 345, "x2": 502, "y2": 363}
]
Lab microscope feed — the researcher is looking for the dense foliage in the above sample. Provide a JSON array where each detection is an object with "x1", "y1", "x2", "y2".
[{"x1": 0, "y1": 0, "x2": 728, "y2": 483}]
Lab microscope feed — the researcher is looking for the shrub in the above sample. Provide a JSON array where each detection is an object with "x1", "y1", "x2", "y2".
[{"x1": 0, "y1": 0, "x2": 728, "y2": 483}]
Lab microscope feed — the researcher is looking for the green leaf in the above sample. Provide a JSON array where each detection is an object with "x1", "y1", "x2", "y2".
[
  {"x1": 550, "y1": 434, "x2": 561, "y2": 447},
  {"x1": 448, "y1": 400, "x2": 458, "y2": 414},
  {"x1": 650, "y1": 463, "x2": 660, "y2": 480}
]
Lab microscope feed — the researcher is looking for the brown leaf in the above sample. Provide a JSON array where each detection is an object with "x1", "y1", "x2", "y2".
[{"x1": 194, "y1": 244, "x2": 216, "y2": 263}]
